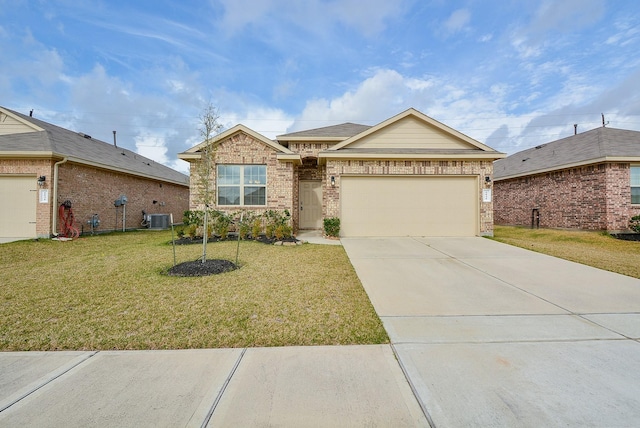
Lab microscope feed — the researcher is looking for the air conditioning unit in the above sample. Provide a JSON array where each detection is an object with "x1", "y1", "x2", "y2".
[{"x1": 149, "y1": 214, "x2": 170, "y2": 229}]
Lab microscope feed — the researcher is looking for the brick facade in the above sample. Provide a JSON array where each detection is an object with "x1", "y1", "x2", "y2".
[
  {"x1": 57, "y1": 163, "x2": 188, "y2": 234},
  {"x1": 494, "y1": 162, "x2": 640, "y2": 232},
  {"x1": 189, "y1": 132, "x2": 295, "y2": 222},
  {"x1": 325, "y1": 159, "x2": 495, "y2": 235},
  {"x1": 1, "y1": 159, "x2": 189, "y2": 238}
]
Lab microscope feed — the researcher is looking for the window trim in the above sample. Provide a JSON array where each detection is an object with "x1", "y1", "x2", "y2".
[
  {"x1": 632, "y1": 165, "x2": 640, "y2": 205},
  {"x1": 217, "y1": 164, "x2": 267, "y2": 206}
]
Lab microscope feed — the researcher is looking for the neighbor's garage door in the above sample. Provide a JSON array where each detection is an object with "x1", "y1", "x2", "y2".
[
  {"x1": 340, "y1": 176, "x2": 478, "y2": 237},
  {"x1": 0, "y1": 176, "x2": 37, "y2": 241}
]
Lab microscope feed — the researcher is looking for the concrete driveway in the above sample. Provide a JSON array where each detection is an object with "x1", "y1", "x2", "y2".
[{"x1": 342, "y1": 237, "x2": 640, "y2": 427}]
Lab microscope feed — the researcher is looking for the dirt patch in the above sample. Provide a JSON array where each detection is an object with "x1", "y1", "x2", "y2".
[{"x1": 166, "y1": 259, "x2": 238, "y2": 277}]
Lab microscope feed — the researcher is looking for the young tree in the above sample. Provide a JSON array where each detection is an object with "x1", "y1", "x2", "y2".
[{"x1": 195, "y1": 103, "x2": 223, "y2": 263}]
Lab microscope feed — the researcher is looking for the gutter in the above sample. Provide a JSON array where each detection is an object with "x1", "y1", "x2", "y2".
[{"x1": 51, "y1": 157, "x2": 68, "y2": 236}]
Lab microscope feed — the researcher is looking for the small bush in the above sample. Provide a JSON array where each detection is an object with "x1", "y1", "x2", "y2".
[
  {"x1": 252, "y1": 218, "x2": 263, "y2": 238},
  {"x1": 324, "y1": 217, "x2": 340, "y2": 237},
  {"x1": 630, "y1": 215, "x2": 640, "y2": 233},
  {"x1": 213, "y1": 211, "x2": 233, "y2": 239}
]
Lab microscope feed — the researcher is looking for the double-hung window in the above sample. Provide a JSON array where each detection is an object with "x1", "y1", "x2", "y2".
[
  {"x1": 217, "y1": 165, "x2": 266, "y2": 206},
  {"x1": 632, "y1": 166, "x2": 640, "y2": 204}
]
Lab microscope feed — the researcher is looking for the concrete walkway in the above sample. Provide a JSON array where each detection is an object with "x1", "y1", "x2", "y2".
[
  {"x1": 342, "y1": 237, "x2": 640, "y2": 427},
  {"x1": 0, "y1": 346, "x2": 427, "y2": 427}
]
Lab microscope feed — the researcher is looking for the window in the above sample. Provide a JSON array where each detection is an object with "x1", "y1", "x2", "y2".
[
  {"x1": 632, "y1": 166, "x2": 640, "y2": 204},
  {"x1": 217, "y1": 165, "x2": 266, "y2": 206}
]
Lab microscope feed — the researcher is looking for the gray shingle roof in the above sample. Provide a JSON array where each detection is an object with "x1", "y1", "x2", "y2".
[
  {"x1": 0, "y1": 108, "x2": 189, "y2": 186},
  {"x1": 277, "y1": 122, "x2": 371, "y2": 139},
  {"x1": 494, "y1": 127, "x2": 640, "y2": 180}
]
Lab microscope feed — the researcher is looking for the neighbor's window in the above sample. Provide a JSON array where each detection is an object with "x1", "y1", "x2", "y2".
[
  {"x1": 217, "y1": 165, "x2": 266, "y2": 206},
  {"x1": 632, "y1": 166, "x2": 640, "y2": 204}
]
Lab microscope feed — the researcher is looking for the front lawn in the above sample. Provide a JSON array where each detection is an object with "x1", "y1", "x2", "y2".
[
  {"x1": 0, "y1": 231, "x2": 388, "y2": 351},
  {"x1": 491, "y1": 226, "x2": 640, "y2": 279}
]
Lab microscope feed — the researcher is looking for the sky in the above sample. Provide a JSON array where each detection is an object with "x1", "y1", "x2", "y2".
[{"x1": 2, "y1": 0, "x2": 640, "y2": 174}]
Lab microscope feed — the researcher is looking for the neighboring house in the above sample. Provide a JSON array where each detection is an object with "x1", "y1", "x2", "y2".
[
  {"x1": 493, "y1": 127, "x2": 640, "y2": 232},
  {"x1": 178, "y1": 108, "x2": 505, "y2": 237},
  {"x1": 0, "y1": 106, "x2": 190, "y2": 242}
]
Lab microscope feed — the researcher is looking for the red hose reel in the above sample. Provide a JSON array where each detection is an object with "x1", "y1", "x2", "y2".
[{"x1": 58, "y1": 200, "x2": 80, "y2": 239}]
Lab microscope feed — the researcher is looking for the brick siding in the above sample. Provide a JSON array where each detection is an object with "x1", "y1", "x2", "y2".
[
  {"x1": 494, "y1": 162, "x2": 638, "y2": 232},
  {"x1": 57, "y1": 163, "x2": 188, "y2": 234},
  {"x1": 188, "y1": 132, "x2": 295, "y2": 221},
  {"x1": 1, "y1": 158, "x2": 189, "y2": 237}
]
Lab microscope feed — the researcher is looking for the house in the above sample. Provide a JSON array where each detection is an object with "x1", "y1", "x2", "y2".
[
  {"x1": 178, "y1": 108, "x2": 505, "y2": 237},
  {"x1": 493, "y1": 126, "x2": 640, "y2": 232},
  {"x1": 0, "y1": 107, "x2": 190, "y2": 242}
]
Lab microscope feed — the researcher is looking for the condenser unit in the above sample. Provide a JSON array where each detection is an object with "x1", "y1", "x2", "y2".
[{"x1": 149, "y1": 214, "x2": 170, "y2": 229}]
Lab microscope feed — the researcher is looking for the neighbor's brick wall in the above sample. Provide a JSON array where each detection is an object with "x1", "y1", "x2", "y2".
[
  {"x1": 0, "y1": 158, "x2": 55, "y2": 238},
  {"x1": 325, "y1": 159, "x2": 495, "y2": 236},
  {"x1": 494, "y1": 162, "x2": 636, "y2": 232},
  {"x1": 57, "y1": 162, "x2": 189, "y2": 234},
  {"x1": 188, "y1": 132, "x2": 295, "y2": 221}
]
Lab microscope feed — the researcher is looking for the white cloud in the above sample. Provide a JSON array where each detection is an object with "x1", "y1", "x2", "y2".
[
  {"x1": 217, "y1": 0, "x2": 408, "y2": 37},
  {"x1": 221, "y1": 107, "x2": 295, "y2": 140},
  {"x1": 443, "y1": 9, "x2": 471, "y2": 35}
]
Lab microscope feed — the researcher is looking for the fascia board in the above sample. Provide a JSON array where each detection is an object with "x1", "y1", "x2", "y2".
[
  {"x1": 494, "y1": 156, "x2": 640, "y2": 181},
  {"x1": 318, "y1": 151, "x2": 505, "y2": 165}
]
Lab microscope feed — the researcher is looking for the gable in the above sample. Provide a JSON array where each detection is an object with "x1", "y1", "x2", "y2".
[
  {"x1": 345, "y1": 115, "x2": 475, "y2": 150},
  {"x1": 0, "y1": 109, "x2": 43, "y2": 135}
]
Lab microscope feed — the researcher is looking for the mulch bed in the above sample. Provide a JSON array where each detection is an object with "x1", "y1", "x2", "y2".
[
  {"x1": 166, "y1": 259, "x2": 238, "y2": 277},
  {"x1": 172, "y1": 235, "x2": 299, "y2": 246},
  {"x1": 611, "y1": 233, "x2": 640, "y2": 242}
]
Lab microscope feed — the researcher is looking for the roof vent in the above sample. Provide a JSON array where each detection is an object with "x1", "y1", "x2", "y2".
[{"x1": 78, "y1": 132, "x2": 92, "y2": 139}]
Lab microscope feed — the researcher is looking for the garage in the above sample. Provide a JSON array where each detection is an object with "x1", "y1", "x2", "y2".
[
  {"x1": 0, "y1": 176, "x2": 37, "y2": 242},
  {"x1": 340, "y1": 175, "x2": 478, "y2": 237}
]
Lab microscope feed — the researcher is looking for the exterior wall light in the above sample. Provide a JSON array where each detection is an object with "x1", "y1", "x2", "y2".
[
  {"x1": 37, "y1": 176, "x2": 46, "y2": 187},
  {"x1": 485, "y1": 176, "x2": 491, "y2": 183},
  {"x1": 330, "y1": 176, "x2": 335, "y2": 187}
]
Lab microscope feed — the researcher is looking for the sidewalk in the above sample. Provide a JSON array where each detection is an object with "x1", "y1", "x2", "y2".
[{"x1": 0, "y1": 346, "x2": 428, "y2": 427}]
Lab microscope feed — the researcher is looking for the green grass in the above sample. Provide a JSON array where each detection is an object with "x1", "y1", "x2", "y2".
[
  {"x1": 491, "y1": 226, "x2": 640, "y2": 279},
  {"x1": 0, "y1": 231, "x2": 388, "y2": 351}
]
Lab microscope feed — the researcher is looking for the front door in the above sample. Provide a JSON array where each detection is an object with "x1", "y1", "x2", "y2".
[{"x1": 299, "y1": 181, "x2": 322, "y2": 229}]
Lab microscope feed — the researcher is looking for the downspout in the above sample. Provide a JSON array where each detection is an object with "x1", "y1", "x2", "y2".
[{"x1": 51, "y1": 157, "x2": 68, "y2": 236}]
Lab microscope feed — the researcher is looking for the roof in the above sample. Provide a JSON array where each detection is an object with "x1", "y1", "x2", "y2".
[
  {"x1": 0, "y1": 107, "x2": 189, "y2": 186},
  {"x1": 276, "y1": 122, "x2": 372, "y2": 141},
  {"x1": 494, "y1": 127, "x2": 640, "y2": 180}
]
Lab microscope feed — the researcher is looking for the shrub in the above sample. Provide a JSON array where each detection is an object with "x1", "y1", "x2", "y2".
[
  {"x1": 185, "y1": 224, "x2": 197, "y2": 239},
  {"x1": 264, "y1": 210, "x2": 292, "y2": 239},
  {"x1": 235, "y1": 211, "x2": 256, "y2": 240},
  {"x1": 323, "y1": 217, "x2": 340, "y2": 237},
  {"x1": 213, "y1": 211, "x2": 233, "y2": 239},
  {"x1": 252, "y1": 218, "x2": 263, "y2": 238},
  {"x1": 630, "y1": 215, "x2": 640, "y2": 233}
]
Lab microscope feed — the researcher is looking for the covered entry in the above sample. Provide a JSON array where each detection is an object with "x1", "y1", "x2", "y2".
[
  {"x1": 0, "y1": 176, "x2": 37, "y2": 242},
  {"x1": 340, "y1": 175, "x2": 478, "y2": 237}
]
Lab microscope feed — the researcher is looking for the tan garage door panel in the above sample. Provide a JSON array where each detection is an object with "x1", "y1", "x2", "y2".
[
  {"x1": 341, "y1": 176, "x2": 477, "y2": 237},
  {"x1": 0, "y1": 176, "x2": 37, "y2": 240}
]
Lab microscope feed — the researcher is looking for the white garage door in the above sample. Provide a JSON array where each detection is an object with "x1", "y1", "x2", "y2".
[
  {"x1": 340, "y1": 176, "x2": 478, "y2": 237},
  {"x1": 0, "y1": 176, "x2": 37, "y2": 242}
]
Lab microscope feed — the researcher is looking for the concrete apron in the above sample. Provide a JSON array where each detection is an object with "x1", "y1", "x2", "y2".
[
  {"x1": 342, "y1": 236, "x2": 640, "y2": 427},
  {"x1": 0, "y1": 346, "x2": 428, "y2": 427}
]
